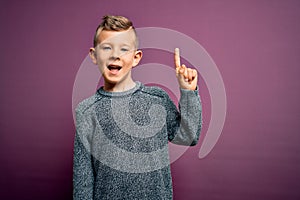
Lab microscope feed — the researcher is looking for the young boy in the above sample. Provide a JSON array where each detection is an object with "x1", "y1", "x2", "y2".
[{"x1": 73, "y1": 15, "x2": 202, "y2": 200}]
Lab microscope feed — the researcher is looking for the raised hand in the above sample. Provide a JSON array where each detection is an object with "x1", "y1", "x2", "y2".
[{"x1": 174, "y1": 48, "x2": 198, "y2": 90}]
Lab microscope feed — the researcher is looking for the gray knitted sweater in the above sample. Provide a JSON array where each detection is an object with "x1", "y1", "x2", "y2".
[{"x1": 73, "y1": 82, "x2": 202, "y2": 200}]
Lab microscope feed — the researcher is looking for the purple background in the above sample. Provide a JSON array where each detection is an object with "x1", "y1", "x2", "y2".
[{"x1": 1, "y1": 0, "x2": 300, "y2": 199}]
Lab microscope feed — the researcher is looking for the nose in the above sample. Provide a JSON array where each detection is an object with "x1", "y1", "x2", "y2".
[{"x1": 110, "y1": 49, "x2": 121, "y2": 60}]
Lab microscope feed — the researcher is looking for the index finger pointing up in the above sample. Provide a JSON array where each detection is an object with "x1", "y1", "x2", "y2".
[{"x1": 175, "y1": 48, "x2": 181, "y2": 68}]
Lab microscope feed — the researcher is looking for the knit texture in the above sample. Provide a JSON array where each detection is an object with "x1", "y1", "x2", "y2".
[{"x1": 73, "y1": 82, "x2": 202, "y2": 200}]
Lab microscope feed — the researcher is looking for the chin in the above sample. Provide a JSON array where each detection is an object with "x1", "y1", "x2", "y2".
[{"x1": 103, "y1": 77, "x2": 121, "y2": 85}]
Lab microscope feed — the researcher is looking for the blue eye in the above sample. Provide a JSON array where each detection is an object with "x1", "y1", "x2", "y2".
[
  {"x1": 121, "y1": 48, "x2": 129, "y2": 52},
  {"x1": 102, "y1": 46, "x2": 111, "y2": 51}
]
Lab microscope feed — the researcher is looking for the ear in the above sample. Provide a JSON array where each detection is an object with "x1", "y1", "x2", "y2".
[
  {"x1": 89, "y1": 48, "x2": 97, "y2": 64},
  {"x1": 132, "y1": 50, "x2": 143, "y2": 68}
]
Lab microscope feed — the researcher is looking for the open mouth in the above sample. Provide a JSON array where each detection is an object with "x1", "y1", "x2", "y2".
[{"x1": 107, "y1": 65, "x2": 122, "y2": 71}]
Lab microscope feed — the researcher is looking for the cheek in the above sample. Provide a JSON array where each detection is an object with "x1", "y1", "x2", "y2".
[
  {"x1": 97, "y1": 53, "x2": 107, "y2": 60},
  {"x1": 96, "y1": 54, "x2": 109, "y2": 65},
  {"x1": 123, "y1": 54, "x2": 135, "y2": 64}
]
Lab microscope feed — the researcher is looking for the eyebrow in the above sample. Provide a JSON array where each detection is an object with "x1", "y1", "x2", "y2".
[{"x1": 98, "y1": 42, "x2": 134, "y2": 47}]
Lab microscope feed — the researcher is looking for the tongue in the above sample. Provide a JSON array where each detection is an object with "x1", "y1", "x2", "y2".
[{"x1": 110, "y1": 68, "x2": 119, "y2": 75}]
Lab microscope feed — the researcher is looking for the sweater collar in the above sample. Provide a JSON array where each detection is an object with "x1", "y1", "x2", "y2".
[{"x1": 97, "y1": 81, "x2": 142, "y2": 97}]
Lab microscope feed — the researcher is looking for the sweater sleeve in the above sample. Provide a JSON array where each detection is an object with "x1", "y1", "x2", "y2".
[
  {"x1": 73, "y1": 107, "x2": 95, "y2": 200},
  {"x1": 167, "y1": 87, "x2": 202, "y2": 146}
]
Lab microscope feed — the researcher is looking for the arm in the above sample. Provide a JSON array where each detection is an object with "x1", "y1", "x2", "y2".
[
  {"x1": 167, "y1": 48, "x2": 202, "y2": 145},
  {"x1": 166, "y1": 88, "x2": 202, "y2": 146},
  {"x1": 73, "y1": 108, "x2": 94, "y2": 200}
]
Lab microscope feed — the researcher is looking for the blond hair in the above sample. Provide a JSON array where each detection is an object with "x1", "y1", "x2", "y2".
[{"x1": 93, "y1": 15, "x2": 138, "y2": 48}]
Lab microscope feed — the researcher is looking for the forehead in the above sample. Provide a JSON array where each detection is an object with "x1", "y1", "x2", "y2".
[{"x1": 98, "y1": 29, "x2": 136, "y2": 46}]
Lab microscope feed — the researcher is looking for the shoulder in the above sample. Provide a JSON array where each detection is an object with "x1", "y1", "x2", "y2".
[
  {"x1": 139, "y1": 84, "x2": 170, "y2": 99},
  {"x1": 75, "y1": 93, "x2": 101, "y2": 116}
]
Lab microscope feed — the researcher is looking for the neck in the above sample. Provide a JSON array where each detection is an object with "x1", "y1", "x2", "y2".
[{"x1": 103, "y1": 79, "x2": 136, "y2": 92}]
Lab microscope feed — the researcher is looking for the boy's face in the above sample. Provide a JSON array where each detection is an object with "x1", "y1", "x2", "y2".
[{"x1": 89, "y1": 29, "x2": 142, "y2": 86}]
